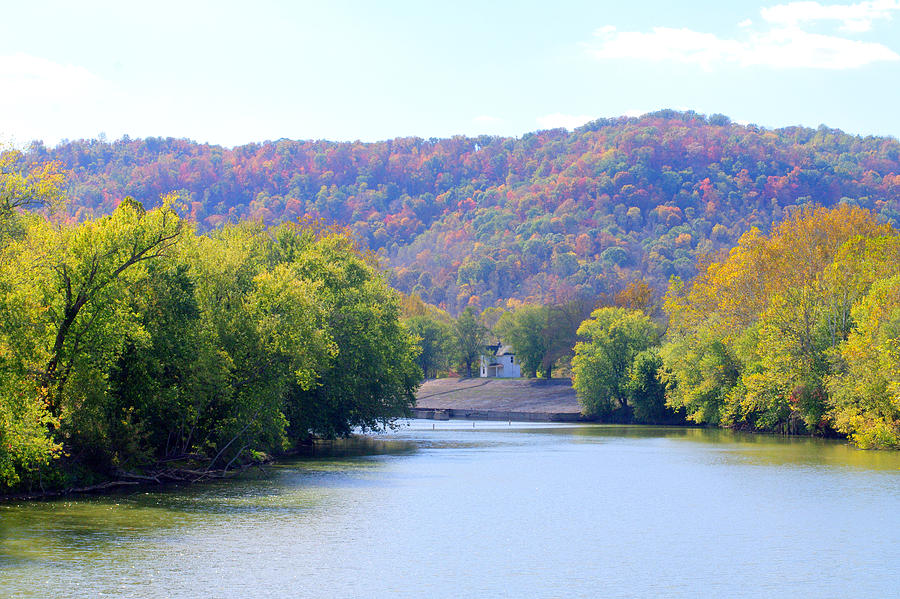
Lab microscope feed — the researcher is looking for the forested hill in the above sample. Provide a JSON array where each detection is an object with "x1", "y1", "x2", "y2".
[{"x1": 27, "y1": 111, "x2": 900, "y2": 313}]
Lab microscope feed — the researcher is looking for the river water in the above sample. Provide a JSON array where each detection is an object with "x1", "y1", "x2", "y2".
[{"x1": 1, "y1": 421, "x2": 899, "y2": 598}]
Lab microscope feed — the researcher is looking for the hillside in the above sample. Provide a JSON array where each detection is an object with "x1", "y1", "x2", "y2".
[{"x1": 26, "y1": 111, "x2": 900, "y2": 313}]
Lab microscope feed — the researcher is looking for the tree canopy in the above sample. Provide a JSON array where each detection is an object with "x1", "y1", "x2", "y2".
[
  {"x1": 28, "y1": 111, "x2": 900, "y2": 314},
  {"x1": 453, "y1": 307, "x2": 487, "y2": 377},
  {"x1": 572, "y1": 307, "x2": 660, "y2": 418},
  {"x1": 0, "y1": 191, "x2": 420, "y2": 492},
  {"x1": 660, "y1": 204, "x2": 900, "y2": 443}
]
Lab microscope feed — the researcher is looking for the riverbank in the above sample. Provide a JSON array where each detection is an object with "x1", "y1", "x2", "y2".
[
  {"x1": 413, "y1": 377, "x2": 589, "y2": 422},
  {"x1": 0, "y1": 459, "x2": 274, "y2": 502}
]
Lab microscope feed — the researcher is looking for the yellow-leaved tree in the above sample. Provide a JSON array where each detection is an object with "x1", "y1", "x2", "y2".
[{"x1": 662, "y1": 204, "x2": 896, "y2": 435}]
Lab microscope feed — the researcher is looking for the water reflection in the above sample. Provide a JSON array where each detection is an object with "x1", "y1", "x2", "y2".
[
  {"x1": 292, "y1": 435, "x2": 418, "y2": 459},
  {"x1": 1, "y1": 421, "x2": 898, "y2": 599}
]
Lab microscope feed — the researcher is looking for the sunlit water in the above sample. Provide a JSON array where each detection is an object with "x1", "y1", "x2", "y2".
[{"x1": 2, "y1": 421, "x2": 899, "y2": 598}]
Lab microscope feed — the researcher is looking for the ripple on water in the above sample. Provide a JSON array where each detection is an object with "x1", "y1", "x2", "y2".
[{"x1": 1, "y1": 422, "x2": 899, "y2": 599}]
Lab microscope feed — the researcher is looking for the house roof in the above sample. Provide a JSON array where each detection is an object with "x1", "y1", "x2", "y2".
[{"x1": 482, "y1": 343, "x2": 515, "y2": 357}]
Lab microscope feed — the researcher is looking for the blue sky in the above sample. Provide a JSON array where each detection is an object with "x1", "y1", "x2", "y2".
[{"x1": 1, "y1": 0, "x2": 899, "y2": 147}]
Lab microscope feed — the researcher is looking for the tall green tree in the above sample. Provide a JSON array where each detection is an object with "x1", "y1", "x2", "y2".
[
  {"x1": 496, "y1": 299, "x2": 592, "y2": 378},
  {"x1": 406, "y1": 314, "x2": 451, "y2": 379},
  {"x1": 275, "y1": 223, "x2": 420, "y2": 439},
  {"x1": 827, "y1": 275, "x2": 900, "y2": 448},
  {"x1": 38, "y1": 196, "x2": 185, "y2": 421},
  {"x1": 573, "y1": 307, "x2": 659, "y2": 418},
  {"x1": 453, "y1": 307, "x2": 487, "y2": 377},
  {"x1": 496, "y1": 304, "x2": 548, "y2": 378},
  {"x1": 0, "y1": 197, "x2": 422, "y2": 491},
  {"x1": 625, "y1": 349, "x2": 673, "y2": 424}
]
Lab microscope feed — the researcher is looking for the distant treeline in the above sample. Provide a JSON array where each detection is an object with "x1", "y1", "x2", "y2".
[
  {"x1": 408, "y1": 205, "x2": 900, "y2": 448},
  {"x1": 26, "y1": 111, "x2": 900, "y2": 313},
  {"x1": 510, "y1": 205, "x2": 898, "y2": 448},
  {"x1": 0, "y1": 154, "x2": 419, "y2": 493}
]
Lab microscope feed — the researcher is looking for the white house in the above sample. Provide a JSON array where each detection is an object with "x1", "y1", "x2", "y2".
[{"x1": 479, "y1": 343, "x2": 521, "y2": 378}]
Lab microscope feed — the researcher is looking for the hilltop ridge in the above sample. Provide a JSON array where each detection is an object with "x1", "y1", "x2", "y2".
[{"x1": 27, "y1": 111, "x2": 900, "y2": 312}]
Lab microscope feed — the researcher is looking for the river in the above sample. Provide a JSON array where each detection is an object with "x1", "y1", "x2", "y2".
[{"x1": 2, "y1": 421, "x2": 899, "y2": 598}]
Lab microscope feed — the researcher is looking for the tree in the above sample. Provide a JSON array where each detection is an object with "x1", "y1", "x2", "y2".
[
  {"x1": 626, "y1": 349, "x2": 672, "y2": 423},
  {"x1": 275, "y1": 223, "x2": 421, "y2": 439},
  {"x1": 661, "y1": 204, "x2": 894, "y2": 433},
  {"x1": 544, "y1": 298, "x2": 595, "y2": 377},
  {"x1": 0, "y1": 202, "x2": 423, "y2": 491},
  {"x1": 406, "y1": 315, "x2": 451, "y2": 379},
  {"x1": 37, "y1": 196, "x2": 185, "y2": 420},
  {"x1": 496, "y1": 304, "x2": 548, "y2": 378},
  {"x1": 615, "y1": 280, "x2": 658, "y2": 316},
  {"x1": 0, "y1": 372, "x2": 61, "y2": 489},
  {"x1": 0, "y1": 148, "x2": 65, "y2": 247},
  {"x1": 0, "y1": 153, "x2": 67, "y2": 487},
  {"x1": 495, "y1": 299, "x2": 592, "y2": 379},
  {"x1": 106, "y1": 257, "x2": 227, "y2": 468},
  {"x1": 660, "y1": 324, "x2": 740, "y2": 426},
  {"x1": 572, "y1": 307, "x2": 659, "y2": 418},
  {"x1": 827, "y1": 275, "x2": 900, "y2": 448},
  {"x1": 453, "y1": 307, "x2": 486, "y2": 377}
]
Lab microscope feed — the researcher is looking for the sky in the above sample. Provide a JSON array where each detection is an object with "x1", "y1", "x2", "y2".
[{"x1": 1, "y1": 0, "x2": 899, "y2": 147}]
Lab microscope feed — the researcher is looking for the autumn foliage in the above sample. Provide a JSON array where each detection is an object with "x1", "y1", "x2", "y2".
[
  {"x1": 661, "y1": 205, "x2": 900, "y2": 447},
  {"x1": 26, "y1": 111, "x2": 900, "y2": 313}
]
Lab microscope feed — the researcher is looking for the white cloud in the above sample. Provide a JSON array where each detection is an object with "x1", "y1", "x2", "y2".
[
  {"x1": 0, "y1": 53, "x2": 199, "y2": 146},
  {"x1": 0, "y1": 54, "x2": 108, "y2": 101},
  {"x1": 585, "y1": 15, "x2": 900, "y2": 70},
  {"x1": 0, "y1": 53, "x2": 131, "y2": 145},
  {"x1": 536, "y1": 113, "x2": 592, "y2": 130},
  {"x1": 762, "y1": 1, "x2": 900, "y2": 33},
  {"x1": 749, "y1": 26, "x2": 899, "y2": 68},
  {"x1": 738, "y1": 19, "x2": 754, "y2": 28},
  {"x1": 588, "y1": 27, "x2": 744, "y2": 70}
]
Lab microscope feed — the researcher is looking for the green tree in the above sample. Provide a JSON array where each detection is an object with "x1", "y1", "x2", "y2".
[
  {"x1": 0, "y1": 374, "x2": 60, "y2": 489},
  {"x1": 453, "y1": 307, "x2": 487, "y2": 377},
  {"x1": 496, "y1": 304, "x2": 548, "y2": 378},
  {"x1": 106, "y1": 257, "x2": 227, "y2": 469},
  {"x1": 0, "y1": 148, "x2": 65, "y2": 247},
  {"x1": 827, "y1": 275, "x2": 900, "y2": 448},
  {"x1": 573, "y1": 307, "x2": 659, "y2": 418},
  {"x1": 1, "y1": 202, "x2": 423, "y2": 491},
  {"x1": 626, "y1": 349, "x2": 672, "y2": 423},
  {"x1": 496, "y1": 299, "x2": 591, "y2": 379},
  {"x1": 37, "y1": 196, "x2": 185, "y2": 421},
  {"x1": 406, "y1": 315, "x2": 451, "y2": 379},
  {"x1": 660, "y1": 326, "x2": 740, "y2": 426},
  {"x1": 276, "y1": 223, "x2": 420, "y2": 439}
]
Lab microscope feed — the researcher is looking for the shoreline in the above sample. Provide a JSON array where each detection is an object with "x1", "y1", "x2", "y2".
[
  {"x1": 411, "y1": 407, "x2": 590, "y2": 422},
  {"x1": 0, "y1": 461, "x2": 271, "y2": 503},
  {"x1": 415, "y1": 377, "x2": 585, "y2": 422}
]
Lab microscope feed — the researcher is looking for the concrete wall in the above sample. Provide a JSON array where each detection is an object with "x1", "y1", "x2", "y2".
[{"x1": 411, "y1": 408, "x2": 589, "y2": 422}]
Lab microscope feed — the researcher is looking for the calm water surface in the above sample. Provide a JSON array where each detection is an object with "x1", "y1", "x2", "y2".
[{"x1": 1, "y1": 421, "x2": 899, "y2": 598}]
